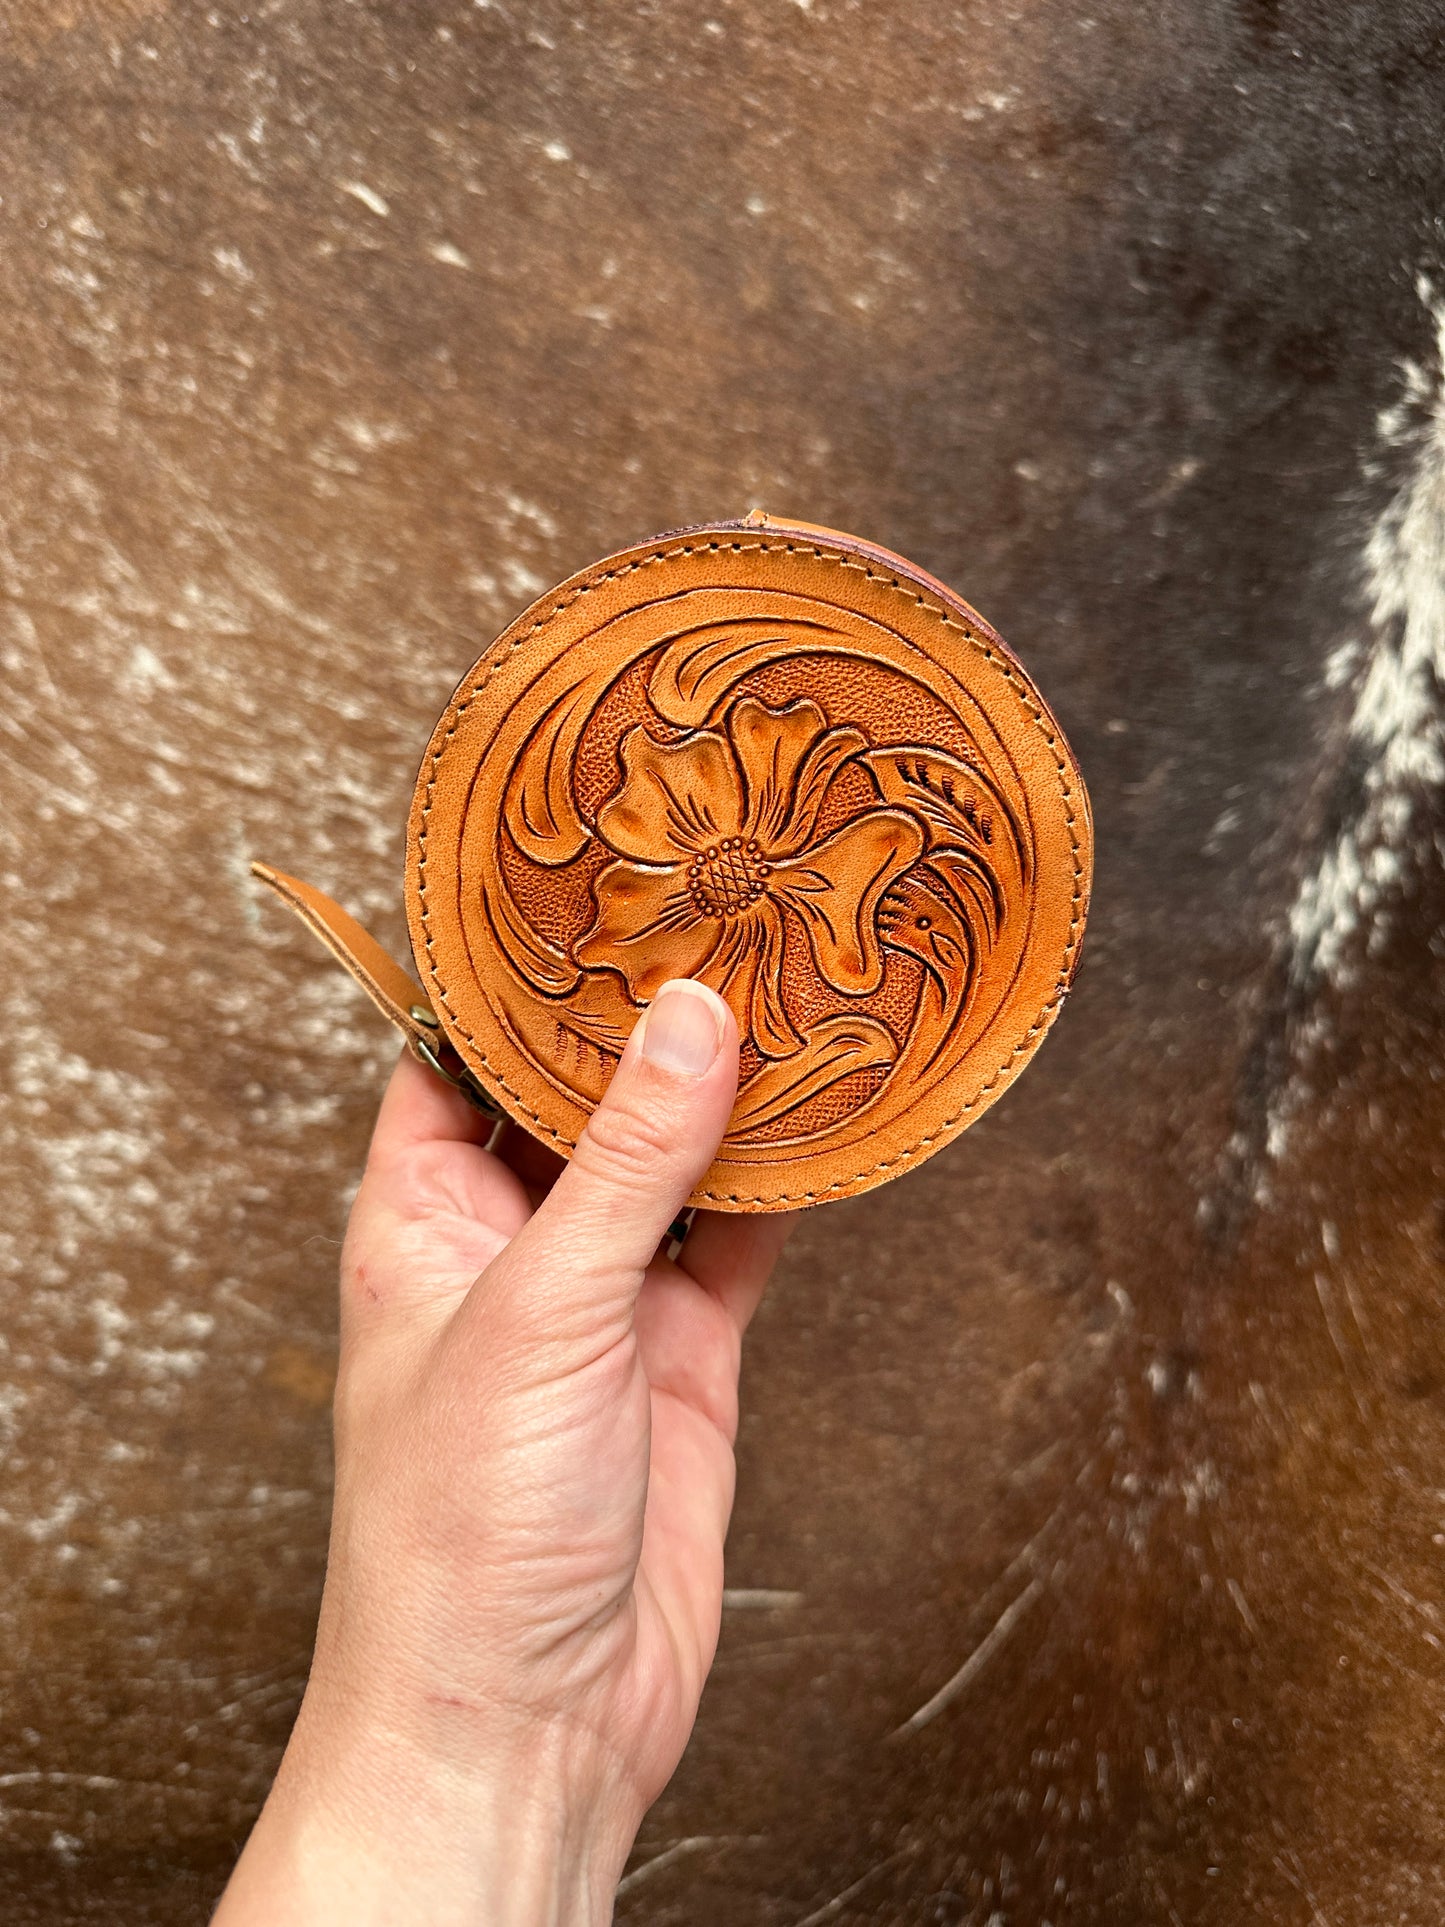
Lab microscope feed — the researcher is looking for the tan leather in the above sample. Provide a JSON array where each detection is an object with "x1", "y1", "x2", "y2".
[
  {"x1": 253, "y1": 516, "x2": 1091, "y2": 1205},
  {"x1": 250, "y1": 862, "x2": 500, "y2": 1115},
  {"x1": 251, "y1": 862, "x2": 429, "y2": 1031},
  {"x1": 406, "y1": 513, "x2": 1092, "y2": 1210}
]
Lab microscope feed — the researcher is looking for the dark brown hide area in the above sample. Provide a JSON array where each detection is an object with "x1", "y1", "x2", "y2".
[{"x1": 2, "y1": 1, "x2": 1444, "y2": 1920}]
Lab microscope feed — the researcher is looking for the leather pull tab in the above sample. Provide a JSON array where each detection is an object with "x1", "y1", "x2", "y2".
[
  {"x1": 251, "y1": 860, "x2": 435, "y2": 1041},
  {"x1": 250, "y1": 862, "x2": 502, "y2": 1120}
]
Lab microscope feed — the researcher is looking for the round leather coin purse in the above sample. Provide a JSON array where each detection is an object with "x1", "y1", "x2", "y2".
[{"x1": 255, "y1": 512, "x2": 1091, "y2": 1211}]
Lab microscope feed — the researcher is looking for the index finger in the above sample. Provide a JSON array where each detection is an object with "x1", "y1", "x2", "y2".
[
  {"x1": 678, "y1": 1207, "x2": 799, "y2": 1333},
  {"x1": 365, "y1": 1046, "x2": 497, "y2": 1169}
]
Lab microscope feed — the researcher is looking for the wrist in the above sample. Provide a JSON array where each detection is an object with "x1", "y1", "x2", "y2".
[{"x1": 216, "y1": 1685, "x2": 641, "y2": 1926}]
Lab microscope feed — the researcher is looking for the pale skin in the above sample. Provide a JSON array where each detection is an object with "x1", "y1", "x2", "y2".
[{"x1": 214, "y1": 978, "x2": 792, "y2": 1925}]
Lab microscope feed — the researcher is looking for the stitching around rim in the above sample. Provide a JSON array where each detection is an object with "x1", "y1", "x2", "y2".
[{"x1": 416, "y1": 537, "x2": 1086, "y2": 1205}]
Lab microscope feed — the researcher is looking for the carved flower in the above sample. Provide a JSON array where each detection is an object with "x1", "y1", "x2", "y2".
[{"x1": 575, "y1": 697, "x2": 924, "y2": 1057}]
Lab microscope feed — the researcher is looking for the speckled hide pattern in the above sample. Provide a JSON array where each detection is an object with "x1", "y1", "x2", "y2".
[{"x1": 1, "y1": 3, "x2": 1444, "y2": 1922}]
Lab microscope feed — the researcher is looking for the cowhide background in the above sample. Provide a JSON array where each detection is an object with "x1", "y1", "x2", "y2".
[{"x1": 3, "y1": 1, "x2": 1444, "y2": 1921}]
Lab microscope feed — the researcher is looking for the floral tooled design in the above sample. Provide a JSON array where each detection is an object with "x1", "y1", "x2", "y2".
[{"x1": 574, "y1": 696, "x2": 924, "y2": 1058}]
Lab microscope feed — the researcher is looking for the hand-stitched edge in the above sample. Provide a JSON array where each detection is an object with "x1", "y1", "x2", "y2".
[{"x1": 415, "y1": 535, "x2": 1088, "y2": 1206}]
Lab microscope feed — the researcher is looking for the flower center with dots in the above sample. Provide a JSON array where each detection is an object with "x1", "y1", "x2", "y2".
[{"x1": 687, "y1": 837, "x2": 772, "y2": 919}]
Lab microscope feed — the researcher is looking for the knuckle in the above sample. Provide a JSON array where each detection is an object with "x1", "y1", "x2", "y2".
[{"x1": 573, "y1": 1092, "x2": 681, "y2": 1188}]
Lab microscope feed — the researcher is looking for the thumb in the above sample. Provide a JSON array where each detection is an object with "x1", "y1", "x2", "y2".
[{"x1": 474, "y1": 979, "x2": 738, "y2": 1341}]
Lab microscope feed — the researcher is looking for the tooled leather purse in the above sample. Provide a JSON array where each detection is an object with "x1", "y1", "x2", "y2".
[{"x1": 254, "y1": 512, "x2": 1092, "y2": 1211}]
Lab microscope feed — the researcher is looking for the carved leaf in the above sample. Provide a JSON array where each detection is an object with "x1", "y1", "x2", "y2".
[
  {"x1": 647, "y1": 610, "x2": 859, "y2": 722},
  {"x1": 503, "y1": 669, "x2": 619, "y2": 865},
  {"x1": 726, "y1": 1013, "x2": 898, "y2": 1142},
  {"x1": 861, "y1": 744, "x2": 1029, "y2": 909}
]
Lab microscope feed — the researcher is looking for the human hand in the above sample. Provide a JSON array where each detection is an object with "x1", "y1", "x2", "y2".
[{"x1": 215, "y1": 979, "x2": 793, "y2": 1925}]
